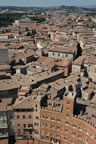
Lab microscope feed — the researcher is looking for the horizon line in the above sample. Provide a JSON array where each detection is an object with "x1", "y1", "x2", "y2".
[{"x1": 0, "y1": 5, "x2": 95, "y2": 9}]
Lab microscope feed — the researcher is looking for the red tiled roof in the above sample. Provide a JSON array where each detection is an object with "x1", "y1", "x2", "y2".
[{"x1": 8, "y1": 43, "x2": 23, "y2": 49}]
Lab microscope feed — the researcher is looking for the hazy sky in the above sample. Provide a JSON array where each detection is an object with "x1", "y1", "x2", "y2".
[{"x1": 0, "y1": 0, "x2": 96, "y2": 7}]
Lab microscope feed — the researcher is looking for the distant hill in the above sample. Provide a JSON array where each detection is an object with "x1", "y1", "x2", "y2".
[
  {"x1": 0, "y1": 5, "x2": 96, "y2": 14},
  {"x1": 0, "y1": 5, "x2": 95, "y2": 11},
  {"x1": 83, "y1": 5, "x2": 96, "y2": 9}
]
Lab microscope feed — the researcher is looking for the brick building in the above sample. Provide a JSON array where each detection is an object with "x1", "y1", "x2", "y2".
[
  {"x1": 40, "y1": 92, "x2": 96, "y2": 144},
  {"x1": 14, "y1": 90, "x2": 96, "y2": 144}
]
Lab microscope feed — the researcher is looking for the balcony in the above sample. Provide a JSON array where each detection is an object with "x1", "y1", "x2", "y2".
[
  {"x1": 24, "y1": 127, "x2": 34, "y2": 132},
  {"x1": 50, "y1": 138, "x2": 60, "y2": 144},
  {"x1": 0, "y1": 124, "x2": 8, "y2": 129},
  {"x1": 0, "y1": 119, "x2": 7, "y2": 121},
  {"x1": 0, "y1": 133, "x2": 8, "y2": 138}
]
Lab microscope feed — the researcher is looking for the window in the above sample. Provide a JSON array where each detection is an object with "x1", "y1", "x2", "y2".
[
  {"x1": 35, "y1": 104, "x2": 37, "y2": 108},
  {"x1": 72, "y1": 124, "x2": 77, "y2": 128},
  {"x1": 51, "y1": 125, "x2": 55, "y2": 129},
  {"x1": 23, "y1": 115, "x2": 25, "y2": 119},
  {"x1": 41, "y1": 136, "x2": 44, "y2": 139},
  {"x1": 34, "y1": 123, "x2": 39, "y2": 126},
  {"x1": 28, "y1": 124, "x2": 32, "y2": 127},
  {"x1": 56, "y1": 135, "x2": 60, "y2": 138},
  {"x1": 40, "y1": 123, "x2": 44, "y2": 127},
  {"x1": 66, "y1": 114, "x2": 69, "y2": 118},
  {"x1": 72, "y1": 132, "x2": 76, "y2": 136},
  {"x1": 46, "y1": 116, "x2": 50, "y2": 120},
  {"x1": 49, "y1": 103, "x2": 52, "y2": 106},
  {"x1": 91, "y1": 134, "x2": 94, "y2": 139},
  {"x1": 56, "y1": 126, "x2": 60, "y2": 130},
  {"x1": 92, "y1": 114, "x2": 96, "y2": 118},
  {"x1": 45, "y1": 124, "x2": 50, "y2": 128},
  {"x1": 65, "y1": 121, "x2": 69, "y2": 125},
  {"x1": 69, "y1": 85, "x2": 73, "y2": 91},
  {"x1": 58, "y1": 103, "x2": 60, "y2": 106},
  {"x1": 10, "y1": 115, "x2": 12, "y2": 119},
  {"x1": 85, "y1": 138, "x2": 88, "y2": 144},
  {"x1": 35, "y1": 130, "x2": 39, "y2": 134},
  {"x1": 58, "y1": 53, "x2": 60, "y2": 56},
  {"x1": 17, "y1": 124, "x2": 20, "y2": 126},
  {"x1": 53, "y1": 53, "x2": 55, "y2": 56},
  {"x1": 24, "y1": 124, "x2": 26, "y2": 127},
  {"x1": 41, "y1": 115, "x2": 44, "y2": 119},
  {"x1": 86, "y1": 130, "x2": 89, "y2": 135},
  {"x1": 64, "y1": 137, "x2": 68, "y2": 141},
  {"x1": 79, "y1": 126, "x2": 83, "y2": 131},
  {"x1": 45, "y1": 132, "x2": 50, "y2": 136},
  {"x1": 29, "y1": 115, "x2": 31, "y2": 119},
  {"x1": 62, "y1": 55, "x2": 65, "y2": 58},
  {"x1": 66, "y1": 54, "x2": 68, "y2": 57},
  {"x1": 66, "y1": 107, "x2": 70, "y2": 111},
  {"x1": 67, "y1": 101, "x2": 70, "y2": 105},
  {"x1": 78, "y1": 135, "x2": 82, "y2": 139},
  {"x1": 18, "y1": 129, "x2": 21, "y2": 134},
  {"x1": 17, "y1": 115, "x2": 19, "y2": 119},
  {"x1": 50, "y1": 133, "x2": 54, "y2": 137},
  {"x1": 0, "y1": 115, "x2": 3, "y2": 120},
  {"x1": 46, "y1": 136, "x2": 49, "y2": 139},
  {"x1": 64, "y1": 129, "x2": 69, "y2": 134},
  {"x1": 36, "y1": 116, "x2": 39, "y2": 120},
  {"x1": 1, "y1": 122, "x2": 5, "y2": 128},
  {"x1": 71, "y1": 140, "x2": 75, "y2": 144},
  {"x1": 41, "y1": 131, "x2": 44, "y2": 135},
  {"x1": 51, "y1": 117, "x2": 55, "y2": 121},
  {"x1": 56, "y1": 119, "x2": 61, "y2": 123}
]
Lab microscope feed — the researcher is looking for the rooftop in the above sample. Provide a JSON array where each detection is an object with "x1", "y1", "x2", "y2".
[{"x1": 49, "y1": 45, "x2": 76, "y2": 54}]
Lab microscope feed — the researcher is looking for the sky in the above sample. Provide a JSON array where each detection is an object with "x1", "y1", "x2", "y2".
[{"x1": 0, "y1": 0, "x2": 96, "y2": 7}]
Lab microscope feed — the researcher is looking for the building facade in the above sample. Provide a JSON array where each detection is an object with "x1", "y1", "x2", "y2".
[
  {"x1": 40, "y1": 93, "x2": 96, "y2": 144},
  {"x1": 48, "y1": 48, "x2": 76, "y2": 61}
]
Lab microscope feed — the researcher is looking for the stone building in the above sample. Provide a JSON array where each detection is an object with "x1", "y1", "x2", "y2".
[{"x1": 48, "y1": 46, "x2": 76, "y2": 61}]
